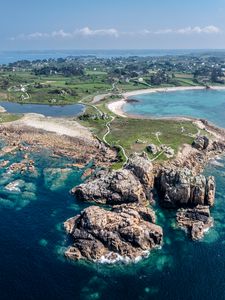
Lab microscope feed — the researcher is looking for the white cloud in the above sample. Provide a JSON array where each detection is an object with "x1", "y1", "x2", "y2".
[
  {"x1": 78, "y1": 27, "x2": 119, "y2": 37},
  {"x1": 176, "y1": 25, "x2": 221, "y2": 34},
  {"x1": 154, "y1": 29, "x2": 173, "y2": 34},
  {"x1": 52, "y1": 29, "x2": 72, "y2": 38},
  {"x1": 10, "y1": 27, "x2": 119, "y2": 40},
  {"x1": 9, "y1": 25, "x2": 221, "y2": 41},
  {"x1": 142, "y1": 25, "x2": 221, "y2": 35}
]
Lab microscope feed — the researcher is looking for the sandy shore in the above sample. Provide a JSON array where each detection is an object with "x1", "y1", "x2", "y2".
[
  {"x1": 0, "y1": 105, "x2": 6, "y2": 113},
  {"x1": 13, "y1": 113, "x2": 95, "y2": 142},
  {"x1": 108, "y1": 86, "x2": 225, "y2": 118}
]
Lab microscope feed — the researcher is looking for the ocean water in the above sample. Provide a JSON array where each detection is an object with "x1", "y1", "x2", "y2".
[
  {"x1": 124, "y1": 89, "x2": 225, "y2": 128},
  {"x1": 0, "y1": 49, "x2": 220, "y2": 65},
  {"x1": 0, "y1": 145, "x2": 225, "y2": 299}
]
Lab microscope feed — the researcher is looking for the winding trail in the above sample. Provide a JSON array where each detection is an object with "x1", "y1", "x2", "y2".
[
  {"x1": 102, "y1": 116, "x2": 128, "y2": 164},
  {"x1": 103, "y1": 116, "x2": 115, "y2": 145},
  {"x1": 80, "y1": 93, "x2": 129, "y2": 165}
]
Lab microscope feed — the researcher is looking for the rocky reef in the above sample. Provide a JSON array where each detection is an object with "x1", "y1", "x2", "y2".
[
  {"x1": 171, "y1": 136, "x2": 225, "y2": 175},
  {"x1": 154, "y1": 134, "x2": 223, "y2": 240},
  {"x1": 64, "y1": 204, "x2": 163, "y2": 262},
  {"x1": 176, "y1": 205, "x2": 213, "y2": 240},
  {"x1": 72, "y1": 153, "x2": 154, "y2": 205},
  {"x1": 157, "y1": 167, "x2": 215, "y2": 208}
]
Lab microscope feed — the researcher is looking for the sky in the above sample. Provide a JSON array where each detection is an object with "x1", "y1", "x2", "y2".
[{"x1": 1, "y1": 0, "x2": 225, "y2": 50}]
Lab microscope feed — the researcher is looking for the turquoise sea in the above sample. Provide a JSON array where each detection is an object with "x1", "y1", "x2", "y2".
[
  {"x1": 124, "y1": 89, "x2": 225, "y2": 128},
  {"x1": 0, "y1": 88, "x2": 225, "y2": 299}
]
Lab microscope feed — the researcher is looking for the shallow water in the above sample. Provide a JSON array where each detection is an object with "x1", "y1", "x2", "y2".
[
  {"x1": 0, "y1": 101, "x2": 84, "y2": 117},
  {"x1": 124, "y1": 89, "x2": 225, "y2": 128}
]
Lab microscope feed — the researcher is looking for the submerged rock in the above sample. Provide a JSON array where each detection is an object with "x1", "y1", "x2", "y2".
[
  {"x1": 157, "y1": 167, "x2": 215, "y2": 208},
  {"x1": 44, "y1": 168, "x2": 73, "y2": 191},
  {"x1": 72, "y1": 153, "x2": 154, "y2": 205},
  {"x1": 5, "y1": 179, "x2": 25, "y2": 193},
  {"x1": 176, "y1": 205, "x2": 213, "y2": 240},
  {"x1": 64, "y1": 204, "x2": 163, "y2": 262}
]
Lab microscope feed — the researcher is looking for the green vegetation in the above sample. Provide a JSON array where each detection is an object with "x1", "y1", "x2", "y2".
[
  {"x1": 79, "y1": 99, "x2": 198, "y2": 165},
  {"x1": 107, "y1": 118, "x2": 196, "y2": 159},
  {"x1": 1, "y1": 53, "x2": 225, "y2": 105},
  {"x1": 0, "y1": 54, "x2": 220, "y2": 166},
  {"x1": 81, "y1": 115, "x2": 196, "y2": 158},
  {"x1": 0, "y1": 113, "x2": 22, "y2": 123}
]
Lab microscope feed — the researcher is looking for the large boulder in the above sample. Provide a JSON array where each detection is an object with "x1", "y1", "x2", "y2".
[
  {"x1": 125, "y1": 153, "x2": 154, "y2": 188},
  {"x1": 206, "y1": 176, "x2": 216, "y2": 206},
  {"x1": 64, "y1": 204, "x2": 163, "y2": 262},
  {"x1": 157, "y1": 167, "x2": 215, "y2": 208},
  {"x1": 176, "y1": 205, "x2": 213, "y2": 240},
  {"x1": 146, "y1": 144, "x2": 158, "y2": 155},
  {"x1": 72, "y1": 169, "x2": 146, "y2": 205},
  {"x1": 192, "y1": 136, "x2": 209, "y2": 150},
  {"x1": 72, "y1": 153, "x2": 154, "y2": 205}
]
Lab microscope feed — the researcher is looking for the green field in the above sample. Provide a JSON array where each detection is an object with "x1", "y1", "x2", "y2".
[
  {"x1": 0, "y1": 70, "x2": 112, "y2": 104},
  {"x1": 79, "y1": 100, "x2": 198, "y2": 165},
  {"x1": 0, "y1": 113, "x2": 22, "y2": 123},
  {"x1": 0, "y1": 67, "x2": 206, "y2": 105}
]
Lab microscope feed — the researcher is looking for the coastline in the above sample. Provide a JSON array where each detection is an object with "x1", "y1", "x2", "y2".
[{"x1": 108, "y1": 85, "x2": 225, "y2": 118}]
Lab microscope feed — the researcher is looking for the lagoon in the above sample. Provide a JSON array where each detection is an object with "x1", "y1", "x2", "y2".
[
  {"x1": 0, "y1": 101, "x2": 84, "y2": 117},
  {"x1": 124, "y1": 89, "x2": 225, "y2": 128}
]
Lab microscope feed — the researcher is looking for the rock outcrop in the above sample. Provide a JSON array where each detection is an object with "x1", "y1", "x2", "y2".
[
  {"x1": 192, "y1": 136, "x2": 210, "y2": 150},
  {"x1": 125, "y1": 153, "x2": 154, "y2": 188},
  {"x1": 146, "y1": 144, "x2": 158, "y2": 155},
  {"x1": 72, "y1": 153, "x2": 154, "y2": 205},
  {"x1": 157, "y1": 167, "x2": 215, "y2": 208},
  {"x1": 72, "y1": 169, "x2": 146, "y2": 204},
  {"x1": 64, "y1": 204, "x2": 163, "y2": 262},
  {"x1": 176, "y1": 205, "x2": 213, "y2": 240}
]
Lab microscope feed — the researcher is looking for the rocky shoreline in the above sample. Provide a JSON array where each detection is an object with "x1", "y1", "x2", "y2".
[
  {"x1": 0, "y1": 113, "x2": 224, "y2": 264},
  {"x1": 64, "y1": 119, "x2": 225, "y2": 263},
  {"x1": 0, "y1": 123, "x2": 117, "y2": 169}
]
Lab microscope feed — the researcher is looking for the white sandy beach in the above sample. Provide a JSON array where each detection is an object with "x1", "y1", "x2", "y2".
[
  {"x1": 108, "y1": 86, "x2": 225, "y2": 118},
  {"x1": 13, "y1": 113, "x2": 95, "y2": 141}
]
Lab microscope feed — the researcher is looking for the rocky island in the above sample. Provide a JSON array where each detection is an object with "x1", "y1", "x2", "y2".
[{"x1": 64, "y1": 204, "x2": 163, "y2": 262}]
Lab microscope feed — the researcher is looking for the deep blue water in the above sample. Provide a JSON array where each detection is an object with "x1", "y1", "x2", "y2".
[
  {"x1": 124, "y1": 89, "x2": 225, "y2": 128},
  {"x1": 0, "y1": 49, "x2": 221, "y2": 64},
  {"x1": 0, "y1": 147, "x2": 225, "y2": 300},
  {"x1": 0, "y1": 101, "x2": 84, "y2": 117},
  {"x1": 0, "y1": 87, "x2": 225, "y2": 299}
]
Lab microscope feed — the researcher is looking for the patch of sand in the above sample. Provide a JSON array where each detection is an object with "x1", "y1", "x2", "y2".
[{"x1": 12, "y1": 113, "x2": 94, "y2": 142}]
